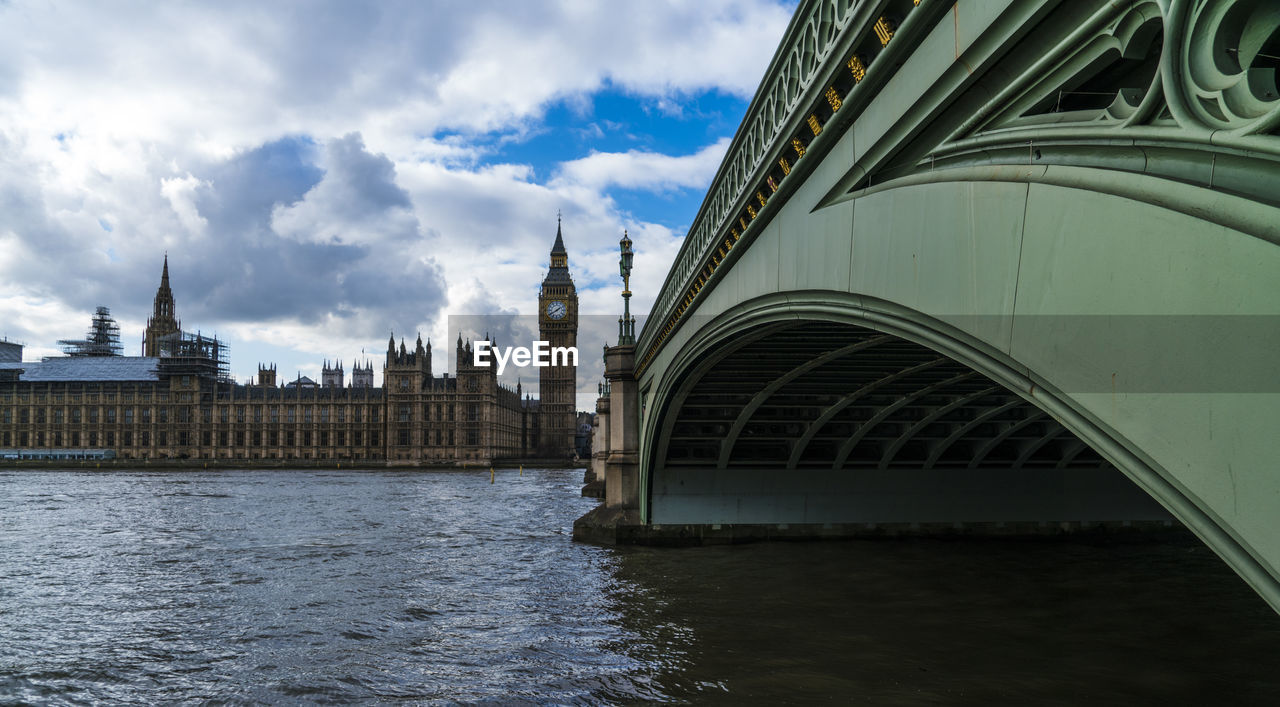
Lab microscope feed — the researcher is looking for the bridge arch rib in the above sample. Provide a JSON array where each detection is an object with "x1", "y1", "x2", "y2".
[{"x1": 639, "y1": 293, "x2": 1280, "y2": 613}]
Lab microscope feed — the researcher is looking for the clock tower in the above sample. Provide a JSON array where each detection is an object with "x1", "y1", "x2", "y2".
[{"x1": 538, "y1": 217, "x2": 579, "y2": 458}]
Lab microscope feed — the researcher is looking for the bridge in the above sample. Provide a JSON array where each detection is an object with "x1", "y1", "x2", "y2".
[{"x1": 575, "y1": 0, "x2": 1280, "y2": 614}]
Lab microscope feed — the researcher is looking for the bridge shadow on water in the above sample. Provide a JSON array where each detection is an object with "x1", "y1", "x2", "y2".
[{"x1": 601, "y1": 533, "x2": 1280, "y2": 705}]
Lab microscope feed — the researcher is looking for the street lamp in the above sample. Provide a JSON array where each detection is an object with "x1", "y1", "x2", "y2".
[{"x1": 619, "y1": 230, "x2": 635, "y2": 345}]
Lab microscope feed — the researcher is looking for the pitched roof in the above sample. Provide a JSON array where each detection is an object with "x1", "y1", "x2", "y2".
[{"x1": 0, "y1": 356, "x2": 160, "y2": 382}]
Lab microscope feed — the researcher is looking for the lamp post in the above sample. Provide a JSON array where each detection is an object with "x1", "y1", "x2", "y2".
[{"x1": 619, "y1": 230, "x2": 635, "y2": 345}]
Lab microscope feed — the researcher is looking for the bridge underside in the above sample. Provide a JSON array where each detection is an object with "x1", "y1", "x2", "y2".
[{"x1": 648, "y1": 321, "x2": 1171, "y2": 532}]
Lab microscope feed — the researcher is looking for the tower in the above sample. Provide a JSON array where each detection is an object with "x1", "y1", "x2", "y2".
[
  {"x1": 322, "y1": 360, "x2": 344, "y2": 388},
  {"x1": 143, "y1": 254, "x2": 181, "y2": 357},
  {"x1": 258, "y1": 363, "x2": 277, "y2": 387},
  {"x1": 352, "y1": 359, "x2": 374, "y2": 388},
  {"x1": 537, "y1": 216, "x2": 579, "y2": 457}
]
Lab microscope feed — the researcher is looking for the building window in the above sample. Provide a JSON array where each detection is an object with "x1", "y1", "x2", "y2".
[
  {"x1": 397, "y1": 429, "x2": 410, "y2": 446},
  {"x1": 302, "y1": 430, "x2": 312, "y2": 446},
  {"x1": 370, "y1": 430, "x2": 379, "y2": 446},
  {"x1": 398, "y1": 377, "x2": 409, "y2": 391},
  {"x1": 158, "y1": 431, "x2": 167, "y2": 446},
  {"x1": 18, "y1": 408, "x2": 28, "y2": 424},
  {"x1": 321, "y1": 407, "x2": 330, "y2": 423},
  {"x1": 269, "y1": 430, "x2": 278, "y2": 446},
  {"x1": 354, "y1": 430, "x2": 363, "y2": 446},
  {"x1": 106, "y1": 408, "x2": 116, "y2": 423},
  {"x1": 336, "y1": 431, "x2": 345, "y2": 447},
  {"x1": 270, "y1": 406, "x2": 279, "y2": 423},
  {"x1": 125, "y1": 408, "x2": 134, "y2": 424},
  {"x1": 106, "y1": 431, "x2": 115, "y2": 446},
  {"x1": 287, "y1": 407, "x2": 296, "y2": 423},
  {"x1": 1, "y1": 409, "x2": 9, "y2": 424},
  {"x1": 178, "y1": 407, "x2": 189, "y2": 423},
  {"x1": 337, "y1": 407, "x2": 345, "y2": 423},
  {"x1": 158, "y1": 407, "x2": 168, "y2": 423},
  {"x1": 2, "y1": 431, "x2": 10, "y2": 446},
  {"x1": 36, "y1": 409, "x2": 45, "y2": 424},
  {"x1": 304, "y1": 408, "x2": 312, "y2": 423},
  {"x1": 354, "y1": 407, "x2": 363, "y2": 422},
  {"x1": 235, "y1": 431, "x2": 245, "y2": 446},
  {"x1": 466, "y1": 429, "x2": 478, "y2": 446},
  {"x1": 319, "y1": 430, "x2": 328, "y2": 447},
  {"x1": 90, "y1": 408, "x2": 100, "y2": 423},
  {"x1": 370, "y1": 407, "x2": 379, "y2": 423},
  {"x1": 182, "y1": 375, "x2": 190, "y2": 386},
  {"x1": 123, "y1": 431, "x2": 132, "y2": 447},
  {"x1": 219, "y1": 431, "x2": 228, "y2": 446},
  {"x1": 286, "y1": 431, "x2": 295, "y2": 446},
  {"x1": 399, "y1": 405, "x2": 410, "y2": 422},
  {"x1": 252, "y1": 431, "x2": 261, "y2": 446},
  {"x1": 142, "y1": 409, "x2": 151, "y2": 423},
  {"x1": 254, "y1": 407, "x2": 263, "y2": 423},
  {"x1": 220, "y1": 407, "x2": 229, "y2": 423},
  {"x1": 202, "y1": 431, "x2": 211, "y2": 446},
  {"x1": 236, "y1": 406, "x2": 245, "y2": 423},
  {"x1": 20, "y1": 432, "x2": 29, "y2": 446},
  {"x1": 141, "y1": 431, "x2": 150, "y2": 446},
  {"x1": 54, "y1": 408, "x2": 64, "y2": 424}
]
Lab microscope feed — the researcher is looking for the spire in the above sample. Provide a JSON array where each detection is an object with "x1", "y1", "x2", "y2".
[
  {"x1": 545, "y1": 216, "x2": 571, "y2": 282},
  {"x1": 161, "y1": 253, "x2": 170, "y2": 289},
  {"x1": 551, "y1": 215, "x2": 567, "y2": 257}
]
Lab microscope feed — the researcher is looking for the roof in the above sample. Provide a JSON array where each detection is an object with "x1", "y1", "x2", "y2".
[{"x1": 0, "y1": 356, "x2": 160, "y2": 382}]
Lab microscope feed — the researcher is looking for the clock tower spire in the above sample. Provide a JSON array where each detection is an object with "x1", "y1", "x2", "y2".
[{"x1": 538, "y1": 216, "x2": 578, "y2": 458}]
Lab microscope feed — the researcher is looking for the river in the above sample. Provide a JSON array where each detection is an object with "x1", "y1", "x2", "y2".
[{"x1": 1, "y1": 469, "x2": 1278, "y2": 704}]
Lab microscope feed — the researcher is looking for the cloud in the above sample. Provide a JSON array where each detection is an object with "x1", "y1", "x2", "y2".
[
  {"x1": 0, "y1": 0, "x2": 796, "y2": 403},
  {"x1": 553, "y1": 137, "x2": 731, "y2": 193}
]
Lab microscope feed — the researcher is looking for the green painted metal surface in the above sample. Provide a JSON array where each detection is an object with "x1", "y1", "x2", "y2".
[{"x1": 630, "y1": 0, "x2": 1280, "y2": 612}]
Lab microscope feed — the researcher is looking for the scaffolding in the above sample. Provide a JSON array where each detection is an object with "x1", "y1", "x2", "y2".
[
  {"x1": 158, "y1": 330, "x2": 231, "y2": 381},
  {"x1": 58, "y1": 306, "x2": 123, "y2": 357}
]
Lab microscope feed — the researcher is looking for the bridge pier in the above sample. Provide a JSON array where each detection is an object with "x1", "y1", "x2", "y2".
[
  {"x1": 581, "y1": 393, "x2": 608, "y2": 498},
  {"x1": 573, "y1": 345, "x2": 645, "y2": 542}
]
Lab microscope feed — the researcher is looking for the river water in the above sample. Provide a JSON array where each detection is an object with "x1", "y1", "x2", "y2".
[{"x1": 1, "y1": 469, "x2": 1278, "y2": 705}]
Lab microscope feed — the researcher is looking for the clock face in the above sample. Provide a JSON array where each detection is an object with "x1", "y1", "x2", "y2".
[{"x1": 546, "y1": 301, "x2": 567, "y2": 320}]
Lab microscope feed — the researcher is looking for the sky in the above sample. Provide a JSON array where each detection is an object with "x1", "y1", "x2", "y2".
[{"x1": 0, "y1": 0, "x2": 798, "y2": 410}]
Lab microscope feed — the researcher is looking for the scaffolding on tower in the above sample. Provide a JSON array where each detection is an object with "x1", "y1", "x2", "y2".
[
  {"x1": 58, "y1": 306, "x2": 123, "y2": 357},
  {"x1": 157, "y1": 330, "x2": 231, "y2": 381}
]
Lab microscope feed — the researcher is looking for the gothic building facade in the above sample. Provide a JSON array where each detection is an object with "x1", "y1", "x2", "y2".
[{"x1": 0, "y1": 227, "x2": 581, "y2": 466}]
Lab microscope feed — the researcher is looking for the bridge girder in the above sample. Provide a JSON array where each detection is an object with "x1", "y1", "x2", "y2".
[{"x1": 612, "y1": 0, "x2": 1280, "y2": 614}]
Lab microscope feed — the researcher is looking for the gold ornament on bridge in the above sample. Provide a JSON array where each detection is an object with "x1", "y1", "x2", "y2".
[
  {"x1": 825, "y1": 86, "x2": 842, "y2": 112},
  {"x1": 874, "y1": 17, "x2": 894, "y2": 46},
  {"x1": 791, "y1": 138, "x2": 806, "y2": 158},
  {"x1": 767, "y1": 175, "x2": 779, "y2": 192},
  {"x1": 746, "y1": 204, "x2": 757, "y2": 219},
  {"x1": 807, "y1": 115, "x2": 822, "y2": 136},
  {"x1": 778, "y1": 157, "x2": 791, "y2": 175},
  {"x1": 848, "y1": 55, "x2": 866, "y2": 82},
  {"x1": 757, "y1": 191, "x2": 767, "y2": 208}
]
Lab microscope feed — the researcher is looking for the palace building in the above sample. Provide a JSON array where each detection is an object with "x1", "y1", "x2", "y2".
[{"x1": 0, "y1": 227, "x2": 581, "y2": 466}]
